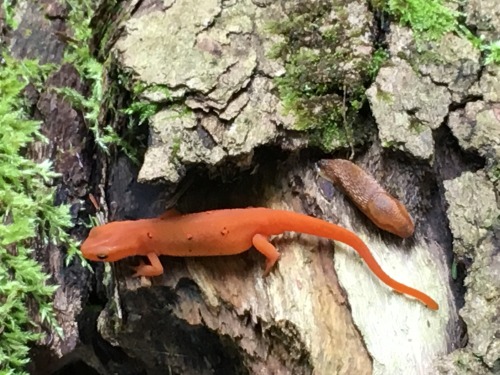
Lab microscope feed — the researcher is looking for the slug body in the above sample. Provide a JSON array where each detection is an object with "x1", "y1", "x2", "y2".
[{"x1": 318, "y1": 159, "x2": 415, "y2": 238}]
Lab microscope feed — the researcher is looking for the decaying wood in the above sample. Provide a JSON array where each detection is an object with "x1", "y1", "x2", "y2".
[
  {"x1": 7, "y1": 0, "x2": 496, "y2": 374},
  {"x1": 93, "y1": 149, "x2": 460, "y2": 374}
]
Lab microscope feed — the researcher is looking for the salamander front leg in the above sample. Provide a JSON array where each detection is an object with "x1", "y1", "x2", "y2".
[
  {"x1": 133, "y1": 252, "x2": 164, "y2": 277},
  {"x1": 252, "y1": 234, "x2": 280, "y2": 276}
]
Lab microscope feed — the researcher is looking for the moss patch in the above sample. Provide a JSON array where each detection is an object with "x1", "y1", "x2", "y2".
[
  {"x1": 60, "y1": 0, "x2": 161, "y2": 164},
  {"x1": 374, "y1": 0, "x2": 500, "y2": 65},
  {"x1": 381, "y1": 0, "x2": 458, "y2": 40},
  {"x1": 62, "y1": 0, "x2": 120, "y2": 152},
  {"x1": 0, "y1": 52, "x2": 83, "y2": 373},
  {"x1": 269, "y1": 0, "x2": 381, "y2": 151}
]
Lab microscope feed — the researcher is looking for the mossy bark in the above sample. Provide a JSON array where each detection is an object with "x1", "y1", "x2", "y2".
[{"x1": 7, "y1": 1, "x2": 499, "y2": 374}]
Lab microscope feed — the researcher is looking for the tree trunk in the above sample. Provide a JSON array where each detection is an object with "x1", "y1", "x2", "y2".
[{"x1": 7, "y1": 0, "x2": 498, "y2": 374}]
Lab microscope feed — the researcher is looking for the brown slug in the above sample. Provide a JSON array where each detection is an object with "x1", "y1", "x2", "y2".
[{"x1": 318, "y1": 159, "x2": 415, "y2": 238}]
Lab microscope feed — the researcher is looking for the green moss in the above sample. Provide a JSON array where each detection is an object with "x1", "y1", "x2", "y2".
[
  {"x1": 381, "y1": 140, "x2": 398, "y2": 148},
  {"x1": 269, "y1": 0, "x2": 378, "y2": 151},
  {"x1": 367, "y1": 48, "x2": 389, "y2": 79},
  {"x1": 58, "y1": 1, "x2": 162, "y2": 165},
  {"x1": 0, "y1": 53, "x2": 88, "y2": 374},
  {"x1": 93, "y1": 1, "x2": 130, "y2": 59},
  {"x1": 2, "y1": 0, "x2": 17, "y2": 29},
  {"x1": 121, "y1": 84, "x2": 172, "y2": 128},
  {"x1": 483, "y1": 40, "x2": 500, "y2": 65},
  {"x1": 408, "y1": 118, "x2": 426, "y2": 133},
  {"x1": 457, "y1": 26, "x2": 500, "y2": 66},
  {"x1": 487, "y1": 162, "x2": 500, "y2": 186},
  {"x1": 375, "y1": 89, "x2": 394, "y2": 104},
  {"x1": 61, "y1": 0, "x2": 115, "y2": 151},
  {"x1": 121, "y1": 100, "x2": 159, "y2": 126},
  {"x1": 373, "y1": 0, "x2": 500, "y2": 66},
  {"x1": 383, "y1": 0, "x2": 458, "y2": 41}
]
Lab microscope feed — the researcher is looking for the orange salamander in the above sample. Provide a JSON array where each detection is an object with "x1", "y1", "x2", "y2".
[{"x1": 81, "y1": 207, "x2": 438, "y2": 310}]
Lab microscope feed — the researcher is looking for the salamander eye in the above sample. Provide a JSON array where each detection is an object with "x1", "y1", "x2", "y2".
[{"x1": 97, "y1": 254, "x2": 108, "y2": 260}]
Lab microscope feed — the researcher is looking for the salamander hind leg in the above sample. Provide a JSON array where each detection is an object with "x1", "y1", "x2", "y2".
[
  {"x1": 252, "y1": 234, "x2": 280, "y2": 276},
  {"x1": 133, "y1": 252, "x2": 164, "y2": 277}
]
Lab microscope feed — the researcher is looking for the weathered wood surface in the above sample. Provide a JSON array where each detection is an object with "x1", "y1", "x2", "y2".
[{"x1": 6, "y1": 1, "x2": 499, "y2": 374}]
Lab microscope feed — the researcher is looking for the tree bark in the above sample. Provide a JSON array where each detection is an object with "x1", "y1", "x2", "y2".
[{"x1": 7, "y1": 0, "x2": 498, "y2": 374}]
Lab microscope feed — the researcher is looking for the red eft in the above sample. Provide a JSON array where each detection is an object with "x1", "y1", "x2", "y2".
[{"x1": 81, "y1": 207, "x2": 439, "y2": 310}]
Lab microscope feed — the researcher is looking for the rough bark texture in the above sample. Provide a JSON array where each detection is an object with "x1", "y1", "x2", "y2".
[
  {"x1": 5, "y1": 0, "x2": 499, "y2": 374},
  {"x1": 6, "y1": 1, "x2": 93, "y2": 372}
]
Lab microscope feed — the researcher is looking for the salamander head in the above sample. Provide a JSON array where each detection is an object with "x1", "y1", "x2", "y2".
[{"x1": 81, "y1": 221, "x2": 145, "y2": 262}]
